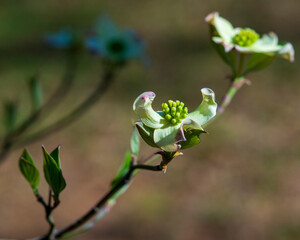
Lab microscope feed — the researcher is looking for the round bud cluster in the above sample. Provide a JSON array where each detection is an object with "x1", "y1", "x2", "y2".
[
  {"x1": 232, "y1": 28, "x2": 259, "y2": 47},
  {"x1": 161, "y1": 100, "x2": 188, "y2": 125}
]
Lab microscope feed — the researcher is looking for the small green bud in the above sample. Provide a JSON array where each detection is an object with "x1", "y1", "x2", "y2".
[
  {"x1": 171, "y1": 119, "x2": 177, "y2": 124},
  {"x1": 172, "y1": 102, "x2": 177, "y2": 108},
  {"x1": 168, "y1": 100, "x2": 173, "y2": 107},
  {"x1": 177, "y1": 106, "x2": 183, "y2": 111},
  {"x1": 165, "y1": 107, "x2": 170, "y2": 113},
  {"x1": 183, "y1": 107, "x2": 188, "y2": 113},
  {"x1": 180, "y1": 102, "x2": 185, "y2": 107},
  {"x1": 165, "y1": 114, "x2": 172, "y2": 120},
  {"x1": 162, "y1": 103, "x2": 168, "y2": 108},
  {"x1": 176, "y1": 100, "x2": 180, "y2": 106},
  {"x1": 176, "y1": 112, "x2": 180, "y2": 118},
  {"x1": 171, "y1": 107, "x2": 176, "y2": 112}
]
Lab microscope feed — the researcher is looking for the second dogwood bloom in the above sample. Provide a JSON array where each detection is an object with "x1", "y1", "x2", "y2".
[{"x1": 206, "y1": 12, "x2": 294, "y2": 62}]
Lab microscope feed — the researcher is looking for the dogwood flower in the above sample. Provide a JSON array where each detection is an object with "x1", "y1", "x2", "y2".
[
  {"x1": 86, "y1": 16, "x2": 146, "y2": 63},
  {"x1": 205, "y1": 12, "x2": 294, "y2": 62},
  {"x1": 133, "y1": 88, "x2": 217, "y2": 152}
]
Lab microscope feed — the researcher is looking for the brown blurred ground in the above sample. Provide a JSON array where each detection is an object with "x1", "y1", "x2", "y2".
[{"x1": 0, "y1": 0, "x2": 299, "y2": 239}]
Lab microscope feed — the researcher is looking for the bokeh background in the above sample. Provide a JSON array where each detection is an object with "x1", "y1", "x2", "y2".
[{"x1": 0, "y1": 0, "x2": 299, "y2": 239}]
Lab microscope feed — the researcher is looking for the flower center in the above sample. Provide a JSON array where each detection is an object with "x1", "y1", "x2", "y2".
[
  {"x1": 161, "y1": 100, "x2": 188, "y2": 125},
  {"x1": 107, "y1": 39, "x2": 126, "y2": 54},
  {"x1": 232, "y1": 28, "x2": 259, "y2": 47}
]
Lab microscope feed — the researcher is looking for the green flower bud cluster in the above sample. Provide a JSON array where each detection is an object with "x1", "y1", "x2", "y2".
[
  {"x1": 232, "y1": 28, "x2": 259, "y2": 47},
  {"x1": 161, "y1": 100, "x2": 188, "y2": 125}
]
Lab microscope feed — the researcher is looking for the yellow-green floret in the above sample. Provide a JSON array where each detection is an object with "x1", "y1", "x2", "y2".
[
  {"x1": 232, "y1": 28, "x2": 259, "y2": 47},
  {"x1": 161, "y1": 100, "x2": 188, "y2": 125}
]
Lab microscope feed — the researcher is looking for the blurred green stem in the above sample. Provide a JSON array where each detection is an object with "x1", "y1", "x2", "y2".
[
  {"x1": 228, "y1": 51, "x2": 237, "y2": 77},
  {"x1": 0, "y1": 51, "x2": 77, "y2": 163},
  {"x1": 237, "y1": 53, "x2": 245, "y2": 77},
  {"x1": 203, "y1": 76, "x2": 250, "y2": 129},
  {"x1": 217, "y1": 76, "x2": 249, "y2": 114},
  {"x1": 14, "y1": 64, "x2": 118, "y2": 150},
  {"x1": 0, "y1": 61, "x2": 117, "y2": 163}
]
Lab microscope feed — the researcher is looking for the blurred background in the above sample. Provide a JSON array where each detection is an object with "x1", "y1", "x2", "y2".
[{"x1": 0, "y1": 0, "x2": 299, "y2": 239}]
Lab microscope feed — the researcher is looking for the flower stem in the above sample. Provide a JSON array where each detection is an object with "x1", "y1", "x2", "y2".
[
  {"x1": 35, "y1": 190, "x2": 58, "y2": 240},
  {"x1": 217, "y1": 77, "x2": 250, "y2": 114},
  {"x1": 31, "y1": 152, "x2": 174, "y2": 240},
  {"x1": 228, "y1": 51, "x2": 237, "y2": 77},
  {"x1": 1, "y1": 155, "x2": 176, "y2": 240},
  {"x1": 53, "y1": 163, "x2": 164, "y2": 239},
  {"x1": 237, "y1": 53, "x2": 245, "y2": 77}
]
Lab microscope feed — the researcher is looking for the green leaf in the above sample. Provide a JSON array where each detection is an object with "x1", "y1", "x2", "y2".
[
  {"x1": 42, "y1": 146, "x2": 66, "y2": 201},
  {"x1": 244, "y1": 53, "x2": 275, "y2": 74},
  {"x1": 19, "y1": 149, "x2": 40, "y2": 193},
  {"x1": 111, "y1": 151, "x2": 132, "y2": 188},
  {"x1": 136, "y1": 122, "x2": 158, "y2": 148},
  {"x1": 21, "y1": 149, "x2": 34, "y2": 164},
  {"x1": 130, "y1": 127, "x2": 140, "y2": 157},
  {"x1": 50, "y1": 146, "x2": 61, "y2": 168},
  {"x1": 180, "y1": 129, "x2": 206, "y2": 150},
  {"x1": 29, "y1": 75, "x2": 43, "y2": 110},
  {"x1": 4, "y1": 101, "x2": 18, "y2": 133}
]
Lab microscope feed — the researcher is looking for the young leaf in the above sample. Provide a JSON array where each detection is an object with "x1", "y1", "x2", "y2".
[
  {"x1": 50, "y1": 146, "x2": 61, "y2": 167},
  {"x1": 4, "y1": 101, "x2": 18, "y2": 133},
  {"x1": 42, "y1": 146, "x2": 66, "y2": 202},
  {"x1": 19, "y1": 149, "x2": 40, "y2": 193},
  {"x1": 180, "y1": 129, "x2": 206, "y2": 150},
  {"x1": 111, "y1": 151, "x2": 132, "y2": 188},
  {"x1": 29, "y1": 75, "x2": 43, "y2": 110},
  {"x1": 130, "y1": 127, "x2": 140, "y2": 157},
  {"x1": 136, "y1": 123, "x2": 158, "y2": 148},
  {"x1": 244, "y1": 53, "x2": 275, "y2": 74}
]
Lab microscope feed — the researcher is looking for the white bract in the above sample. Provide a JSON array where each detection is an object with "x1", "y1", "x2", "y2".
[
  {"x1": 133, "y1": 88, "x2": 217, "y2": 152},
  {"x1": 206, "y1": 12, "x2": 294, "y2": 62}
]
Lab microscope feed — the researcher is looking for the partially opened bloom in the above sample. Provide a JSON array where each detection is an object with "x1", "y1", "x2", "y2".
[
  {"x1": 133, "y1": 88, "x2": 217, "y2": 152},
  {"x1": 86, "y1": 16, "x2": 146, "y2": 63},
  {"x1": 206, "y1": 12, "x2": 294, "y2": 62}
]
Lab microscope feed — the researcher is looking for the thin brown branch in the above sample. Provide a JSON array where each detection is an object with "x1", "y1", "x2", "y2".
[{"x1": 53, "y1": 162, "x2": 164, "y2": 239}]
